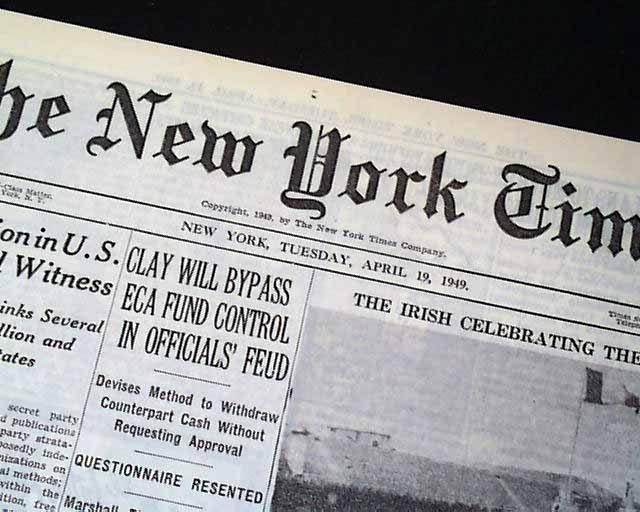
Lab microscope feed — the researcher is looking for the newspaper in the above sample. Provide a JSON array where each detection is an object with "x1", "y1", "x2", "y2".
[{"x1": 0, "y1": 9, "x2": 638, "y2": 512}]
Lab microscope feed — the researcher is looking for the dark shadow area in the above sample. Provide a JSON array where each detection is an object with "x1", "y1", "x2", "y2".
[{"x1": 0, "y1": 3, "x2": 637, "y2": 142}]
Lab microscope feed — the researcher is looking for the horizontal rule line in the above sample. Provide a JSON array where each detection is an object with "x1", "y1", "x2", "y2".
[
  {"x1": 154, "y1": 368, "x2": 231, "y2": 388},
  {"x1": 134, "y1": 449, "x2": 215, "y2": 469},
  {"x1": 0, "y1": 171, "x2": 637, "y2": 310},
  {"x1": 123, "y1": 490, "x2": 202, "y2": 509},
  {"x1": 2, "y1": 199, "x2": 638, "y2": 338}
]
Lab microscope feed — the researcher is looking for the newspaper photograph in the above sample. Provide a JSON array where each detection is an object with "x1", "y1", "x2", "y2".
[
  {"x1": 272, "y1": 310, "x2": 640, "y2": 511},
  {"x1": 0, "y1": 8, "x2": 638, "y2": 512}
]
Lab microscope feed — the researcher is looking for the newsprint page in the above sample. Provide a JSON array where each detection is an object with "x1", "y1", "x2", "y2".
[{"x1": 0, "y1": 10, "x2": 639, "y2": 512}]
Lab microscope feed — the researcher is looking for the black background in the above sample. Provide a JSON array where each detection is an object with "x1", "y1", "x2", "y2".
[{"x1": 2, "y1": 3, "x2": 638, "y2": 143}]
